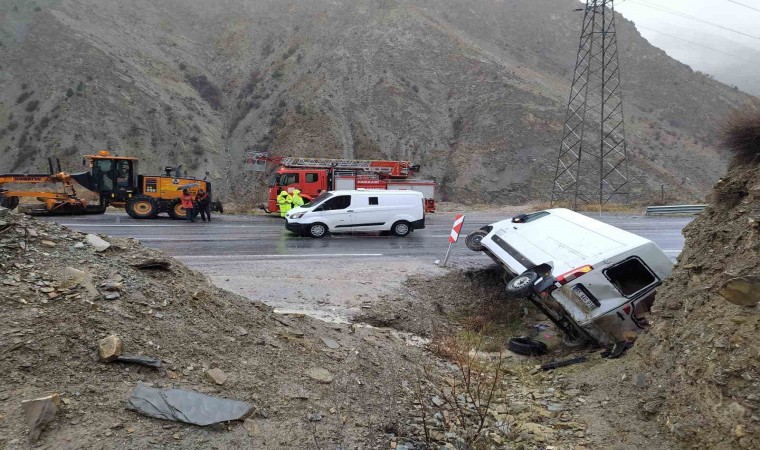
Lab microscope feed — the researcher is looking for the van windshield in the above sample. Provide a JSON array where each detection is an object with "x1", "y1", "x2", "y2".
[{"x1": 306, "y1": 192, "x2": 333, "y2": 208}]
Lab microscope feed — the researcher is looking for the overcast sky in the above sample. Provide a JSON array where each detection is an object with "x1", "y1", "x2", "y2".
[{"x1": 612, "y1": 0, "x2": 760, "y2": 94}]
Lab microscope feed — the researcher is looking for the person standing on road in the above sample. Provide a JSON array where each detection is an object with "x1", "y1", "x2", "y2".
[
  {"x1": 277, "y1": 190, "x2": 292, "y2": 218},
  {"x1": 291, "y1": 189, "x2": 304, "y2": 209},
  {"x1": 196, "y1": 189, "x2": 211, "y2": 222},
  {"x1": 181, "y1": 189, "x2": 196, "y2": 223}
]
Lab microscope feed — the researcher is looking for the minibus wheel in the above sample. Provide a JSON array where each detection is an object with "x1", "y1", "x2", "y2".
[
  {"x1": 465, "y1": 230, "x2": 488, "y2": 251},
  {"x1": 506, "y1": 271, "x2": 539, "y2": 297}
]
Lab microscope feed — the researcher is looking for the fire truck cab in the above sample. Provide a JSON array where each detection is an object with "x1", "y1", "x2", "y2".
[{"x1": 262, "y1": 157, "x2": 436, "y2": 214}]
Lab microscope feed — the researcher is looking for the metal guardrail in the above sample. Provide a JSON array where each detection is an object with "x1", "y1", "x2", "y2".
[{"x1": 645, "y1": 204, "x2": 707, "y2": 216}]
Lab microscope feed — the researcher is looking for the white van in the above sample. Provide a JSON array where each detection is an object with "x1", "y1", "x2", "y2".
[
  {"x1": 466, "y1": 208, "x2": 673, "y2": 345},
  {"x1": 284, "y1": 190, "x2": 425, "y2": 238}
]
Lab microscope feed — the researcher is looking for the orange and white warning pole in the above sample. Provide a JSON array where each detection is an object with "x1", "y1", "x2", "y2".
[{"x1": 442, "y1": 214, "x2": 465, "y2": 267}]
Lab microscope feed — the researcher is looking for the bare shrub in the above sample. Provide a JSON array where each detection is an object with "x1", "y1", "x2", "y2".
[
  {"x1": 185, "y1": 74, "x2": 222, "y2": 110},
  {"x1": 722, "y1": 100, "x2": 760, "y2": 164}
]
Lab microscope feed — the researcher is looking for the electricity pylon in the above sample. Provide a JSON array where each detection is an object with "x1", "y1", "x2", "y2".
[{"x1": 551, "y1": 0, "x2": 629, "y2": 209}]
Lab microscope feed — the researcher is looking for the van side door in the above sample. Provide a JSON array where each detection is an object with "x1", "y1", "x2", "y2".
[
  {"x1": 314, "y1": 195, "x2": 353, "y2": 231},
  {"x1": 349, "y1": 195, "x2": 383, "y2": 229}
]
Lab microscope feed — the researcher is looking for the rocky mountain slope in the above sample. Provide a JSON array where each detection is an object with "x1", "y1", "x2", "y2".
[{"x1": 0, "y1": 0, "x2": 749, "y2": 204}]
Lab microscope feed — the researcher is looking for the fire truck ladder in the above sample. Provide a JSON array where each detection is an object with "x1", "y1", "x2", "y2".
[{"x1": 279, "y1": 157, "x2": 415, "y2": 177}]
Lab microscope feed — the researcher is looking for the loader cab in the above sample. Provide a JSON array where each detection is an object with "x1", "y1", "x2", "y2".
[{"x1": 86, "y1": 151, "x2": 139, "y2": 205}]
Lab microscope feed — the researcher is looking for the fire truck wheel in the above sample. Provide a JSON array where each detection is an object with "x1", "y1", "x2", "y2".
[
  {"x1": 505, "y1": 271, "x2": 539, "y2": 297},
  {"x1": 391, "y1": 221, "x2": 411, "y2": 237},
  {"x1": 0, "y1": 195, "x2": 20, "y2": 210},
  {"x1": 126, "y1": 196, "x2": 158, "y2": 219},
  {"x1": 167, "y1": 201, "x2": 186, "y2": 220},
  {"x1": 465, "y1": 230, "x2": 488, "y2": 251},
  {"x1": 308, "y1": 223, "x2": 328, "y2": 238}
]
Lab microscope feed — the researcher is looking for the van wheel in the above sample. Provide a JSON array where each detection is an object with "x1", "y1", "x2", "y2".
[
  {"x1": 506, "y1": 271, "x2": 539, "y2": 297},
  {"x1": 465, "y1": 230, "x2": 488, "y2": 251},
  {"x1": 308, "y1": 223, "x2": 328, "y2": 238},
  {"x1": 391, "y1": 221, "x2": 411, "y2": 237}
]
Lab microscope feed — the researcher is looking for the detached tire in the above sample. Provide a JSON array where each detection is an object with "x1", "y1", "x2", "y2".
[
  {"x1": 508, "y1": 337, "x2": 548, "y2": 356},
  {"x1": 126, "y1": 196, "x2": 158, "y2": 219},
  {"x1": 465, "y1": 230, "x2": 488, "y2": 251},
  {"x1": 506, "y1": 271, "x2": 539, "y2": 297},
  {"x1": 391, "y1": 221, "x2": 411, "y2": 237},
  {"x1": 308, "y1": 223, "x2": 328, "y2": 238},
  {"x1": 168, "y1": 201, "x2": 187, "y2": 220}
]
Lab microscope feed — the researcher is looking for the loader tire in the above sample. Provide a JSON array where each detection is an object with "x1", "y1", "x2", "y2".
[
  {"x1": 126, "y1": 196, "x2": 158, "y2": 219},
  {"x1": 168, "y1": 201, "x2": 186, "y2": 220},
  {"x1": 0, "y1": 195, "x2": 20, "y2": 210}
]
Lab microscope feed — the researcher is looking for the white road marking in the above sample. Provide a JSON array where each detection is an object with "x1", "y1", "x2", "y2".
[{"x1": 177, "y1": 253, "x2": 384, "y2": 259}]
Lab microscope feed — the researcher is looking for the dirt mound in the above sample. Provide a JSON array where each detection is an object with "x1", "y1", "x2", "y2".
[{"x1": 0, "y1": 210, "x2": 433, "y2": 448}]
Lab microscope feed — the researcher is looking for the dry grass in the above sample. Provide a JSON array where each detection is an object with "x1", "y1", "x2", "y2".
[{"x1": 722, "y1": 100, "x2": 760, "y2": 164}]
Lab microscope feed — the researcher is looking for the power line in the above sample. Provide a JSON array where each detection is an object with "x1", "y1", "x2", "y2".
[
  {"x1": 628, "y1": 0, "x2": 760, "y2": 41},
  {"x1": 636, "y1": 25, "x2": 758, "y2": 63},
  {"x1": 726, "y1": 0, "x2": 760, "y2": 13}
]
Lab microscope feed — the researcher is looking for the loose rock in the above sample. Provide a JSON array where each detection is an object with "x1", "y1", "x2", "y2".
[
  {"x1": 205, "y1": 368, "x2": 228, "y2": 385},
  {"x1": 98, "y1": 335, "x2": 123, "y2": 362}
]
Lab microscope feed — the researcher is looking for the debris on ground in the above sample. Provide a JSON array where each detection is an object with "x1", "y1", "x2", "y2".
[
  {"x1": 114, "y1": 355, "x2": 162, "y2": 368},
  {"x1": 131, "y1": 258, "x2": 172, "y2": 271},
  {"x1": 98, "y1": 335, "x2": 123, "y2": 362},
  {"x1": 21, "y1": 393, "x2": 60, "y2": 442},
  {"x1": 85, "y1": 233, "x2": 110, "y2": 252},
  {"x1": 204, "y1": 368, "x2": 228, "y2": 385},
  {"x1": 126, "y1": 384, "x2": 253, "y2": 426}
]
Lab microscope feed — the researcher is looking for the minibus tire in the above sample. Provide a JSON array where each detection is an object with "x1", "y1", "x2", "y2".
[
  {"x1": 508, "y1": 337, "x2": 548, "y2": 356},
  {"x1": 465, "y1": 230, "x2": 488, "y2": 251},
  {"x1": 506, "y1": 271, "x2": 539, "y2": 297}
]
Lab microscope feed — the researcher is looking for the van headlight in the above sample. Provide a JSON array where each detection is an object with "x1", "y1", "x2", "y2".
[{"x1": 290, "y1": 212, "x2": 305, "y2": 219}]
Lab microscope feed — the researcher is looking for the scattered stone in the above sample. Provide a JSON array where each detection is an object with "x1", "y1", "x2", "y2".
[
  {"x1": 104, "y1": 292, "x2": 121, "y2": 301},
  {"x1": 235, "y1": 326, "x2": 249, "y2": 337},
  {"x1": 320, "y1": 337, "x2": 340, "y2": 349},
  {"x1": 98, "y1": 335, "x2": 123, "y2": 362},
  {"x1": 205, "y1": 368, "x2": 228, "y2": 385},
  {"x1": 306, "y1": 367, "x2": 334, "y2": 384},
  {"x1": 85, "y1": 234, "x2": 110, "y2": 252},
  {"x1": 719, "y1": 277, "x2": 760, "y2": 307},
  {"x1": 22, "y1": 393, "x2": 60, "y2": 442},
  {"x1": 72, "y1": 242, "x2": 85, "y2": 249},
  {"x1": 307, "y1": 412, "x2": 322, "y2": 422},
  {"x1": 40, "y1": 240, "x2": 56, "y2": 248},
  {"x1": 431, "y1": 396, "x2": 444, "y2": 407},
  {"x1": 40, "y1": 287, "x2": 55, "y2": 293}
]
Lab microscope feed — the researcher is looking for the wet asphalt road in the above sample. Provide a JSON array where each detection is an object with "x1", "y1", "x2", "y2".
[{"x1": 43, "y1": 210, "x2": 692, "y2": 263}]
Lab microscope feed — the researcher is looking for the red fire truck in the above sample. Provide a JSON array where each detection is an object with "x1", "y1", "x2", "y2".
[{"x1": 259, "y1": 157, "x2": 436, "y2": 214}]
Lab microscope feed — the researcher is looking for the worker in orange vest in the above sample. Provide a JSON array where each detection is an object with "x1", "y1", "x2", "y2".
[{"x1": 181, "y1": 189, "x2": 196, "y2": 222}]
